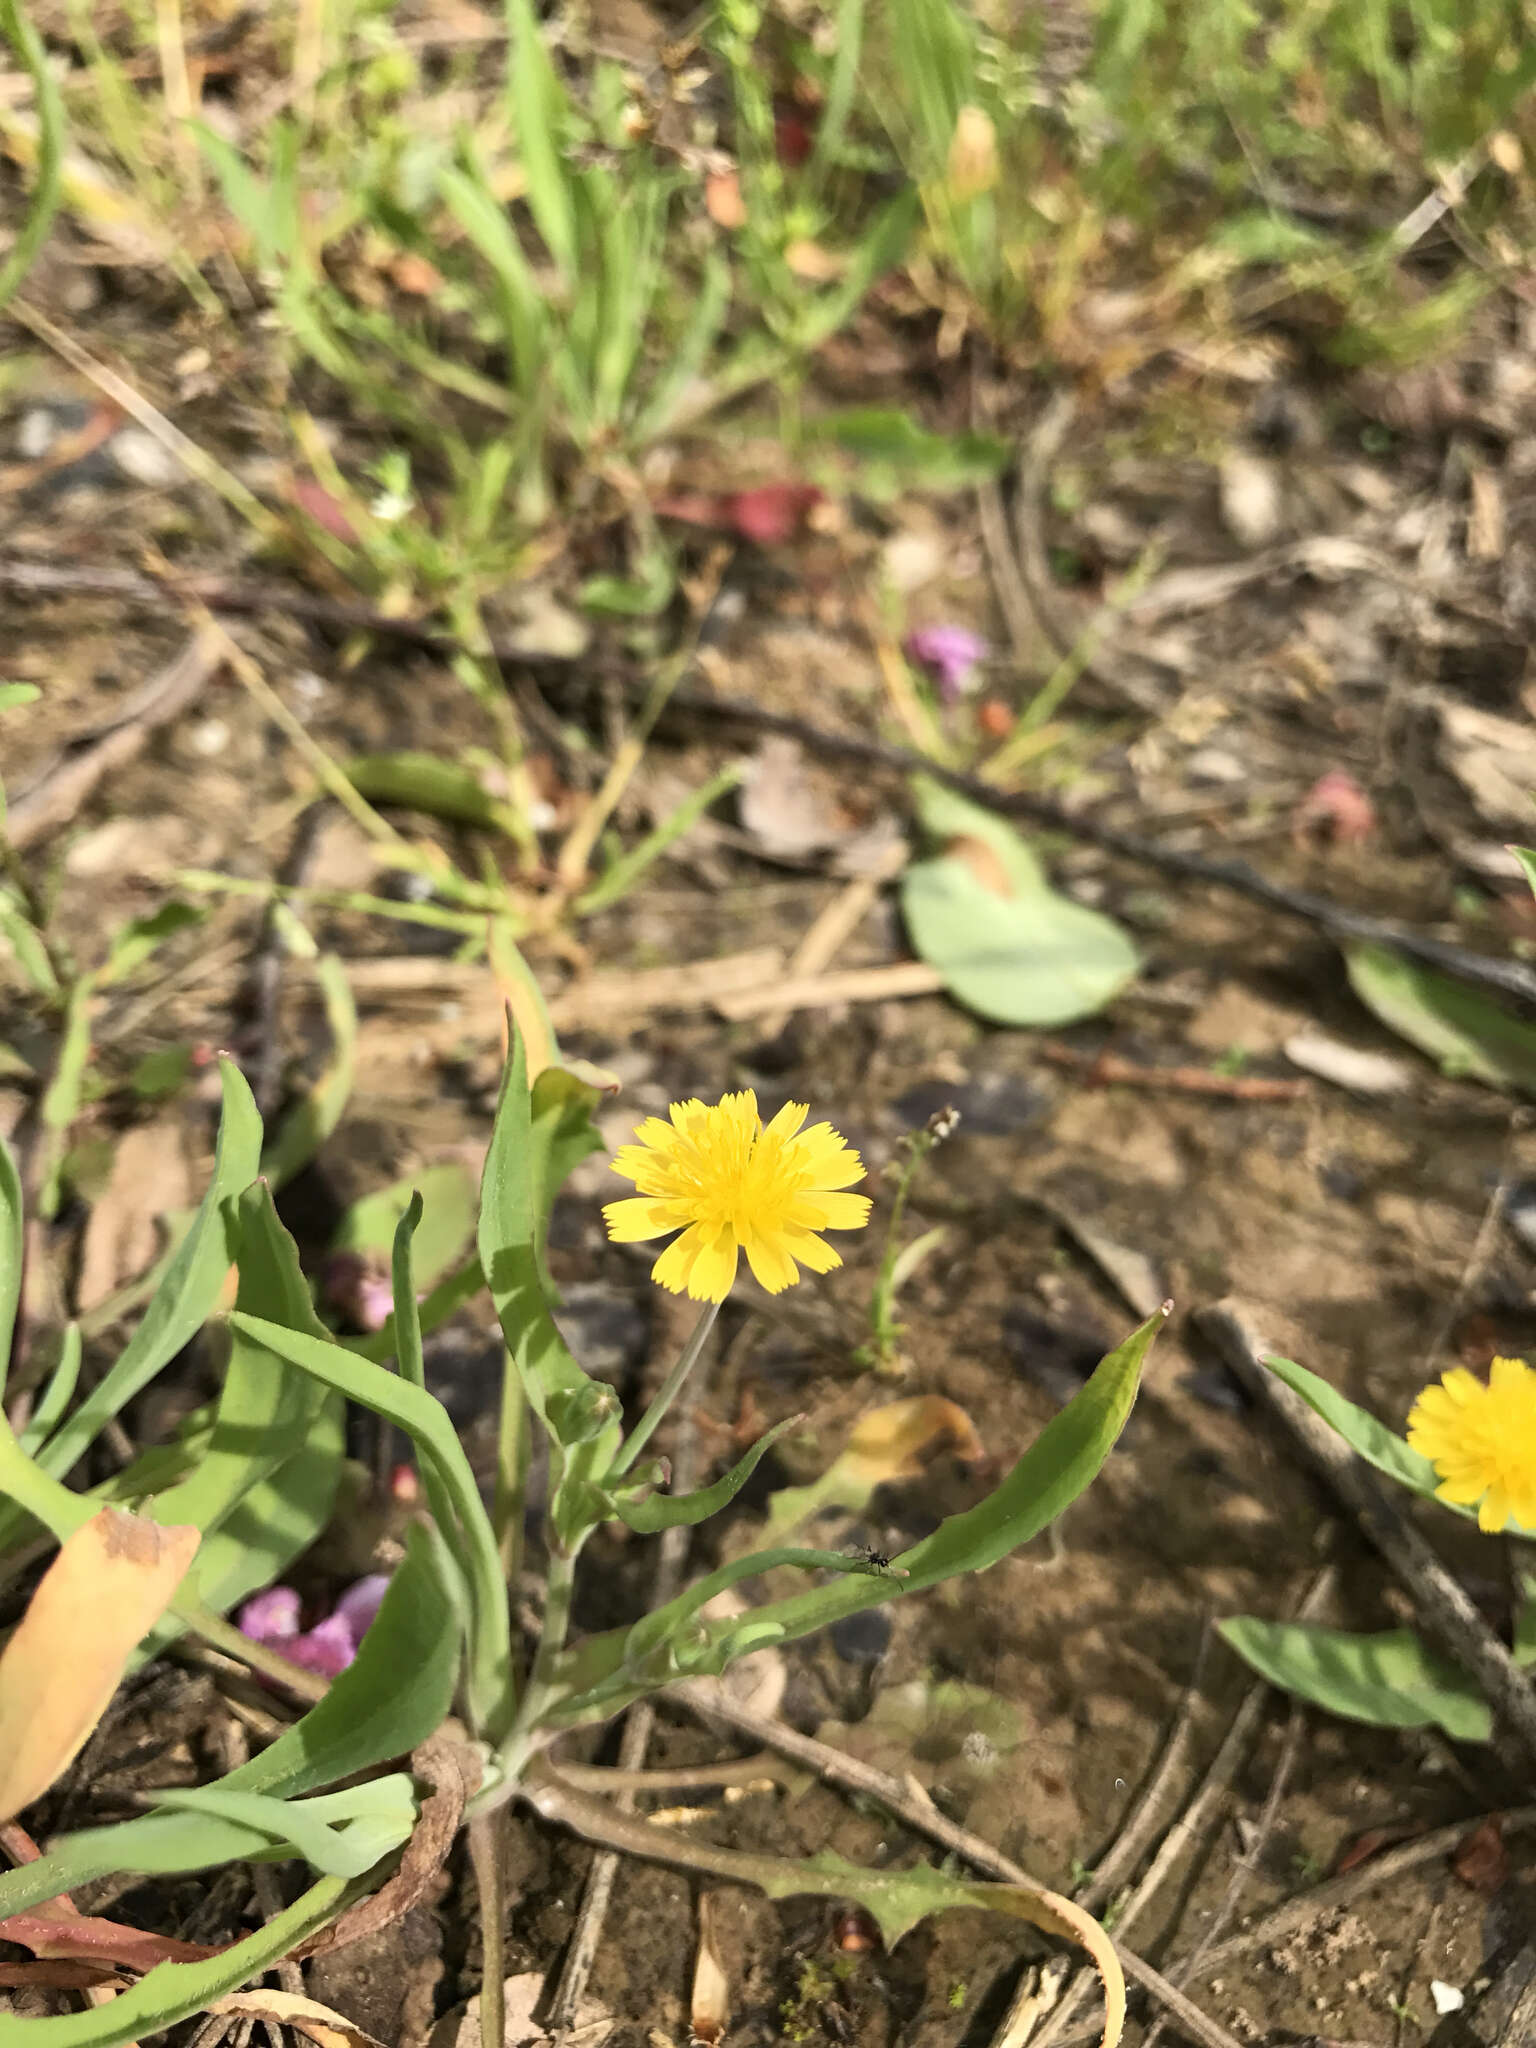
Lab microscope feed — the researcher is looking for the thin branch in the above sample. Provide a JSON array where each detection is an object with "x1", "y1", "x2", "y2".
[{"x1": 670, "y1": 1681, "x2": 1247, "y2": 2048}]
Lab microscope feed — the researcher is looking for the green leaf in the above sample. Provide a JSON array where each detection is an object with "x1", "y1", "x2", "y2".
[
  {"x1": 0, "y1": 1526, "x2": 459, "y2": 1920},
  {"x1": 96, "y1": 902, "x2": 205, "y2": 987},
  {"x1": 1261, "y1": 1354, "x2": 1441, "y2": 1501},
  {"x1": 344, "y1": 750, "x2": 525, "y2": 835},
  {"x1": 504, "y1": 0, "x2": 577, "y2": 278},
  {"x1": 553, "y1": 1309, "x2": 1162, "y2": 1722},
  {"x1": 1345, "y1": 941, "x2": 1536, "y2": 1096},
  {"x1": 610, "y1": 1415, "x2": 801, "y2": 1533},
  {"x1": 480, "y1": 1033, "x2": 620, "y2": 1550},
  {"x1": 1211, "y1": 210, "x2": 1327, "y2": 263},
  {"x1": 1512, "y1": 845, "x2": 1536, "y2": 907},
  {"x1": 332, "y1": 1160, "x2": 478, "y2": 1293},
  {"x1": 17, "y1": 1324, "x2": 81, "y2": 1453},
  {"x1": 1218, "y1": 1617, "x2": 1492, "y2": 1742},
  {"x1": 37, "y1": 978, "x2": 93, "y2": 1215},
  {"x1": 0, "y1": 889, "x2": 58, "y2": 999},
  {"x1": 0, "y1": 1873, "x2": 352, "y2": 2048},
  {"x1": 261, "y1": 952, "x2": 357, "y2": 1189},
  {"x1": 1515, "y1": 1572, "x2": 1536, "y2": 1670},
  {"x1": 0, "y1": 681, "x2": 42, "y2": 709},
  {"x1": 150, "y1": 1774, "x2": 417, "y2": 1878},
  {"x1": 576, "y1": 764, "x2": 742, "y2": 915},
  {"x1": 902, "y1": 778, "x2": 1138, "y2": 1026},
  {"x1": 813, "y1": 408, "x2": 1010, "y2": 488},
  {"x1": 28, "y1": 1057, "x2": 262, "y2": 1488},
  {"x1": 0, "y1": 1130, "x2": 20, "y2": 1398},
  {"x1": 226, "y1": 1312, "x2": 512, "y2": 1736}
]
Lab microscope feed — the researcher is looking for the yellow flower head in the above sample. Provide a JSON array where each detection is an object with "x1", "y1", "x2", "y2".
[
  {"x1": 603, "y1": 1091, "x2": 872, "y2": 1303},
  {"x1": 1406, "y1": 1356, "x2": 1536, "y2": 1533}
]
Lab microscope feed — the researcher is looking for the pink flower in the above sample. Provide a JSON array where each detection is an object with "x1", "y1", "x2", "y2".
[
  {"x1": 238, "y1": 1573, "x2": 391, "y2": 1677},
  {"x1": 904, "y1": 624, "x2": 989, "y2": 702}
]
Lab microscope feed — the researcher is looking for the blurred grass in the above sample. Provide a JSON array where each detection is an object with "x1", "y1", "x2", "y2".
[{"x1": 13, "y1": 0, "x2": 1527, "y2": 595}]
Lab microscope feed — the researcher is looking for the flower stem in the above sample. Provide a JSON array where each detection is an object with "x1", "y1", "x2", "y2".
[{"x1": 607, "y1": 1300, "x2": 720, "y2": 1481}]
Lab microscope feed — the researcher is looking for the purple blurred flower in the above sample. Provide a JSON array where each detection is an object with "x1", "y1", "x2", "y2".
[
  {"x1": 238, "y1": 1572, "x2": 391, "y2": 1677},
  {"x1": 904, "y1": 623, "x2": 988, "y2": 702},
  {"x1": 318, "y1": 1250, "x2": 395, "y2": 1333}
]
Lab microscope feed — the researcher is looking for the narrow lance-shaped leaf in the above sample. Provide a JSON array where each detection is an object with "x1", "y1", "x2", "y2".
[
  {"x1": 552, "y1": 1311, "x2": 1163, "y2": 1719},
  {"x1": 609, "y1": 1415, "x2": 802, "y2": 1534},
  {"x1": 226, "y1": 1312, "x2": 512, "y2": 1738},
  {"x1": 29, "y1": 1056, "x2": 262, "y2": 1486},
  {"x1": 0, "y1": 1128, "x2": 21, "y2": 1397}
]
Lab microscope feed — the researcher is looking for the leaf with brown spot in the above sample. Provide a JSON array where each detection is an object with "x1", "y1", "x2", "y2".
[{"x1": 0, "y1": 1507, "x2": 199, "y2": 1823}]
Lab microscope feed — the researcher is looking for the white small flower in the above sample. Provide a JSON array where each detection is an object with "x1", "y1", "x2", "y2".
[{"x1": 369, "y1": 489, "x2": 414, "y2": 522}]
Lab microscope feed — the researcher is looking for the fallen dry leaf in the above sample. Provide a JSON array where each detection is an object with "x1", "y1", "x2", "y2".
[
  {"x1": 427, "y1": 1971, "x2": 614, "y2": 2048},
  {"x1": 0, "y1": 1911, "x2": 216, "y2": 1971},
  {"x1": 763, "y1": 1397, "x2": 985, "y2": 1540},
  {"x1": 690, "y1": 1892, "x2": 731, "y2": 2047},
  {"x1": 208, "y1": 1990, "x2": 387, "y2": 2048},
  {"x1": 704, "y1": 168, "x2": 746, "y2": 228},
  {"x1": 1451, "y1": 1816, "x2": 1510, "y2": 1896},
  {"x1": 738, "y1": 738, "x2": 849, "y2": 860},
  {"x1": 76, "y1": 1121, "x2": 194, "y2": 1314},
  {"x1": 0, "y1": 1508, "x2": 200, "y2": 1823}
]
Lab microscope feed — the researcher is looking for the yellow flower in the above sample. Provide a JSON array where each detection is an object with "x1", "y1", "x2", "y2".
[
  {"x1": 1406, "y1": 1356, "x2": 1536, "y2": 1533},
  {"x1": 603, "y1": 1091, "x2": 872, "y2": 1303}
]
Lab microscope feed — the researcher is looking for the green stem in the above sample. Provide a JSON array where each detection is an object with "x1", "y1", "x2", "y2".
[
  {"x1": 0, "y1": 0, "x2": 64, "y2": 317},
  {"x1": 493, "y1": 1348, "x2": 529, "y2": 1587},
  {"x1": 607, "y1": 1301, "x2": 719, "y2": 1481}
]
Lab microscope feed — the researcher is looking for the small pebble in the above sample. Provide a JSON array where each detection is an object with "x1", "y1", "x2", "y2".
[{"x1": 109, "y1": 426, "x2": 181, "y2": 488}]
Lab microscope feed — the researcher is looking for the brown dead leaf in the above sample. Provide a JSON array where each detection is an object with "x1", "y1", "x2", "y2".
[
  {"x1": 738, "y1": 739, "x2": 850, "y2": 860},
  {"x1": 427, "y1": 1971, "x2": 614, "y2": 2048},
  {"x1": 297, "y1": 1733, "x2": 475, "y2": 1961},
  {"x1": 690, "y1": 1892, "x2": 731, "y2": 2047},
  {"x1": 389, "y1": 252, "x2": 446, "y2": 296},
  {"x1": 704, "y1": 169, "x2": 746, "y2": 229},
  {"x1": 783, "y1": 240, "x2": 845, "y2": 282},
  {"x1": 1452, "y1": 1816, "x2": 1510, "y2": 1896},
  {"x1": 208, "y1": 1991, "x2": 387, "y2": 2048},
  {"x1": 0, "y1": 1912, "x2": 216, "y2": 1971},
  {"x1": 763, "y1": 1397, "x2": 986, "y2": 1540},
  {"x1": 76, "y1": 1121, "x2": 194, "y2": 1314},
  {"x1": 0, "y1": 1509, "x2": 200, "y2": 1823}
]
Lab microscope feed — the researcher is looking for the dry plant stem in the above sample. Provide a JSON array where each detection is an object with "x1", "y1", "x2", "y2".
[
  {"x1": 1186, "y1": 1805, "x2": 1536, "y2": 1984},
  {"x1": 468, "y1": 1814, "x2": 506, "y2": 2048},
  {"x1": 755, "y1": 839, "x2": 908, "y2": 1039},
  {"x1": 188, "y1": 609, "x2": 404, "y2": 851},
  {"x1": 671, "y1": 1683, "x2": 1245, "y2": 2048},
  {"x1": 1075, "y1": 1627, "x2": 1213, "y2": 1917},
  {"x1": 1200, "y1": 1298, "x2": 1536, "y2": 1772},
  {"x1": 552, "y1": 1754, "x2": 792, "y2": 1795},
  {"x1": 5, "y1": 557, "x2": 1532, "y2": 1014},
  {"x1": 6, "y1": 626, "x2": 226, "y2": 850},
  {"x1": 1137, "y1": 1702, "x2": 1308, "y2": 2048},
  {"x1": 177, "y1": 1597, "x2": 330, "y2": 1705},
  {"x1": 7, "y1": 301, "x2": 286, "y2": 544},
  {"x1": 547, "y1": 1353, "x2": 701, "y2": 2033}
]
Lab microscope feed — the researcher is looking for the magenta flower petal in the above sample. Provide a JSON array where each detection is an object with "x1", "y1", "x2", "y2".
[
  {"x1": 904, "y1": 624, "x2": 989, "y2": 702},
  {"x1": 238, "y1": 1586, "x2": 302, "y2": 1646},
  {"x1": 333, "y1": 1573, "x2": 391, "y2": 1649},
  {"x1": 284, "y1": 1614, "x2": 358, "y2": 1677}
]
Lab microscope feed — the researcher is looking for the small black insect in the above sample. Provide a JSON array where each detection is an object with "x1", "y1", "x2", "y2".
[{"x1": 847, "y1": 1542, "x2": 909, "y2": 1579}]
